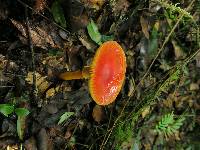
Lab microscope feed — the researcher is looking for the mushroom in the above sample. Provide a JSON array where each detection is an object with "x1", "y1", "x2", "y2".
[{"x1": 58, "y1": 41, "x2": 126, "y2": 105}]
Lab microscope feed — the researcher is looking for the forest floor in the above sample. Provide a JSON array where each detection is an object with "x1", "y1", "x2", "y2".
[{"x1": 0, "y1": 0, "x2": 200, "y2": 150}]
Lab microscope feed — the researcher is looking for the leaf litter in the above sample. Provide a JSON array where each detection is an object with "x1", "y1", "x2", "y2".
[{"x1": 0, "y1": 0, "x2": 200, "y2": 149}]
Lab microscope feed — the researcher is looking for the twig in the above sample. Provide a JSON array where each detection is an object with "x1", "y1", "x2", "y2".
[
  {"x1": 0, "y1": 86, "x2": 15, "y2": 88},
  {"x1": 25, "y1": 7, "x2": 38, "y2": 100}
]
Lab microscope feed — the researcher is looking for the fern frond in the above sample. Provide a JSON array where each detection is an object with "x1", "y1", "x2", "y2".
[
  {"x1": 155, "y1": 66, "x2": 181, "y2": 99},
  {"x1": 155, "y1": 112, "x2": 185, "y2": 137},
  {"x1": 153, "y1": 0, "x2": 193, "y2": 19},
  {"x1": 114, "y1": 122, "x2": 133, "y2": 149}
]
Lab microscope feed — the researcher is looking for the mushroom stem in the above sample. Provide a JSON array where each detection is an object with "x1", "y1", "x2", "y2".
[{"x1": 58, "y1": 66, "x2": 91, "y2": 80}]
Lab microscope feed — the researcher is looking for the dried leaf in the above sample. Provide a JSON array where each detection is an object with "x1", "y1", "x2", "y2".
[
  {"x1": 141, "y1": 106, "x2": 150, "y2": 118},
  {"x1": 171, "y1": 40, "x2": 186, "y2": 60},
  {"x1": 195, "y1": 51, "x2": 200, "y2": 67},
  {"x1": 11, "y1": 19, "x2": 58, "y2": 49},
  {"x1": 128, "y1": 76, "x2": 135, "y2": 97},
  {"x1": 81, "y1": 0, "x2": 105, "y2": 10},
  {"x1": 46, "y1": 87, "x2": 59, "y2": 99},
  {"x1": 42, "y1": 55, "x2": 65, "y2": 70},
  {"x1": 0, "y1": 70, "x2": 10, "y2": 83},
  {"x1": 25, "y1": 72, "x2": 50, "y2": 94},
  {"x1": 6, "y1": 145, "x2": 18, "y2": 150},
  {"x1": 140, "y1": 16, "x2": 149, "y2": 39},
  {"x1": 79, "y1": 36, "x2": 94, "y2": 50},
  {"x1": 143, "y1": 143, "x2": 151, "y2": 150},
  {"x1": 78, "y1": 30, "x2": 96, "y2": 50},
  {"x1": 34, "y1": 0, "x2": 46, "y2": 13},
  {"x1": 149, "y1": 0, "x2": 161, "y2": 13},
  {"x1": 159, "y1": 60, "x2": 172, "y2": 71},
  {"x1": 189, "y1": 83, "x2": 199, "y2": 91},
  {"x1": 92, "y1": 105, "x2": 104, "y2": 123},
  {"x1": 24, "y1": 136, "x2": 37, "y2": 150},
  {"x1": 111, "y1": 0, "x2": 130, "y2": 15},
  {"x1": 10, "y1": 19, "x2": 27, "y2": 37},
  {"x1": 65, "y1": 130, "x2": 72, "y2": 139},
  {"x1": 71, "y1": 14, "x2": 89, "y2": 31},
  {"x1": 163, "y1": 94, "x2": 174, "y2": 108}
]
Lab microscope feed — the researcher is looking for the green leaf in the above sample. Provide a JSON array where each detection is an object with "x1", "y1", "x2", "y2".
[
  {"x1": 155, "y1": 112, "x2": 185, "y2": 137},
  {"x1": 87, "y1": 20, "x2": 102, "y2": 45},
  {"x1": 15, "y1": 108, "x2": 30, "y2": 117},
  {"x1": 15, "y1": 108, "x2": 29, "y2": 140},
  {"x1": 0, "y1": 104, "x2": 14, "y2": 117},
  {"x1": 51, "y1": 0, "x2": 67, "y2": 28},
  {"x1": 101, "y1": 35, "x2": 114, "y2": 43},
  {"x1": 58, "y1": 112, "x2": 74, "y2": 125},
  {"x1": 148, "y1": 22, "x2": 159, "y2": 58},
  {"x1": 17, "y1": 116, "x2": 26, "y2": 140}
]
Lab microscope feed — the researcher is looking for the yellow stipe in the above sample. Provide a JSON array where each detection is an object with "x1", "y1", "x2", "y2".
[
  {"x1": 58, "y1": 66, "x2": 92, "y2": 80},
  {"x1": 82, "y1": 66, "x2": 92, "y2": 79},
  {"x1": 59, "y1": 71, "x2": 83, "y2": 80}
]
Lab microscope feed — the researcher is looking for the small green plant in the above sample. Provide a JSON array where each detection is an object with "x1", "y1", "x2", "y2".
[
  {"x1": 87, "y1": 20, "x2": 114, "y2": 45},
  {"x1": 130, "y1": 66, "x2": 182, "y2": 124},
  {"x1": 58, "y1": 112, "x2": 74, "y2": 125},
  {"x1": 0, "y1": 104, "x2": 30, "y2": 140},
  {"x1": 155, "y1": 66, "x2": 181, "y2": 99},
  {"x1": 0, "y1": 104, "x2": 14, "y2": 117},
  {"x1": 155, "y1": 112, "x2": 185, "y2": 137},
  {"x1": 114, "y1": 122, "x2": 133, "y2": 150},
  {"x1": 87, "y1": 20, "x2": 102, "y2": 45},
  {"x1": 15, "y1": 108, "x2": 30, "y2": 140}
]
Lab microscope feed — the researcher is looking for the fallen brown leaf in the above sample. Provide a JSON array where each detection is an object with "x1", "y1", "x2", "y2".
[
  {"x1": 25, "y1": 72, "x2": 50, "y2": 97},
  {"x1": 34, "y1": 0, "x2": 46, "y2": 13},
  {"x1": 92, "y1": 105, "x2": 104, "y2": 123},
  {"x1": 141, "y1": 106, "x2": 151, "y2": 118},
  {"x1": 111, "y1": 0, "x2": 130, "y2": 15},
  {"x1": 195, "y1": 51, "x2": 200, "y2": 67},
  {"x1": 6, "y1": 145, "x2": 18, "y2": 150},
  {"x1": 140, "y1": 16, "x2": 149, "y2": 39},
  {"x1": 81, "y1": 0, "x2": 105, "y2": 10},
  {"x1": 11, "y1": 19, "x2": 65, "y2": 50},
  {"x1": 172, "y1": 40, "x2": 186, "y2": 60},
  {"x1": 190, "y1": 83, "x2": 199, "y2": 91}
]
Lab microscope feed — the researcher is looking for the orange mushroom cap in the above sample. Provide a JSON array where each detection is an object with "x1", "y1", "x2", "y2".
[{"x1": 89, "y1": 41, "x2": 126, "y2": 105}]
